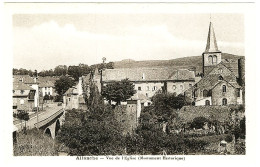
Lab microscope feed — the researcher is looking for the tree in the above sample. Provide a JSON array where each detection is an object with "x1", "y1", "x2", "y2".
[
  {"x1": 149, "y1": 93, "x2": 186, "y2": 122},
  {"x1": 54, "y1": 76, "x2": 75, "y2": 96},
  {"x1": 68, "y1": 64, "x2": 91, "y2": 81},
  {"x1": 105, "y1": 62, "x2": 114, "y2": 69},
  {"x1": 102, "y1": 57, "x2": 106, "y2": 64},
  {"x1": 101, "y1": 78, "x2": 136, "y2": 105},
  {"x1": 54, "y1": 65, "x2": 67, "y2": 76},
  {"x1": 190, "y1": 117, "x2": 210, "y2": 129},
  {"x1": 16, "y1": 110, "x2": 30, "y2": 133},
  {"x1": 56, "y1": 80, "x2": 125, "y2": 155},
  {"x1": 68, "y1": 66, "x2": 81, "y2": 81}
]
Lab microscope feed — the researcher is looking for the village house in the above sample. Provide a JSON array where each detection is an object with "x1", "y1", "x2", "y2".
[
  {"x1": 37, "y1": 76, "x2": 58, "y2": 102},
  {"x1": 100, "y1": 67, "x2": 197, "y2": 104},
  {"x1": 13, "y1": 81, "x2": 36, "y2": 113},
  {"x1": 13, "y1": 75, "x2": 39, "y2": 108},
  {"x1": 63, "y1": 77, "x2": 85, "y2": 110},
  {"x1": 184, "y1": 22, "x2": 245, "y2": 106}
]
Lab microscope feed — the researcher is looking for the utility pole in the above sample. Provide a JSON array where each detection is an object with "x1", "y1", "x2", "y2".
[{"x1": 35, "y1": 70, "x2": 39, "y2": 129}]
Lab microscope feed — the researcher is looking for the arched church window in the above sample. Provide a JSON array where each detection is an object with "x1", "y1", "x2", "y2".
[
  {"x1": 212, "y1": 55, "x2": 217, "y2": 64},
  {"x1": 222, "y1": 85, "x2": 226, "y2": 92},
  {"x1": 208, "y1": 55, "x2": 213, "y2": 64},
  {"x1": 222, "y1": 98, "x2": 227, "y2": 105},
  {"x1": 205, "y1": 100, "x2": 210, "y2": 106},
  {"x1": 203, "y1": 89, "x2": 208, "y2": 97}
]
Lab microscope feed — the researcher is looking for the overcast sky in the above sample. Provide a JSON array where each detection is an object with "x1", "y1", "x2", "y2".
[{"x1": 13, "y1": 13, "x2": 244, "y2": 71}]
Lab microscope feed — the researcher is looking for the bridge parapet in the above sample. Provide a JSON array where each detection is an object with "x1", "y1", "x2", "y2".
[{"x1": 34, "y1": 109, "x2": 64, "y2": 128}]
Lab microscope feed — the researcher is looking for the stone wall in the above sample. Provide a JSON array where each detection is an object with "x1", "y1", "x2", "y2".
[
  {"x1": 211, "y1": 81, "x2": 238, "y2": 105},
  {"x1": 178, "y1": 105, "x2": 244, "y2": 123},
  {"x1": 167, "y1": 81, "x2": 194, "y2": 95}
]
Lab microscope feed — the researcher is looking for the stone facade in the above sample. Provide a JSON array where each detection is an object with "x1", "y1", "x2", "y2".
[
  {"x1": 167, "y1": 81, "x2": 194, "y2": 95},
  {"x1": 185, "y1": 22, "x2": 244, "y2": 106}
]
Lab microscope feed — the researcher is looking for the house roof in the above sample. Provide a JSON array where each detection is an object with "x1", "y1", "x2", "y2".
[
  {"x1": 79, "y1": 96, "x2": 85, "y2": 104},
  {"x1": 13, "y1": 75, "x2": 36, "y2": 84},
  {"x1": 194, "y1": 63, "x2": 240, "y2": 90},
  {"x1": 13, "y1": 81, "x2": 35, "y2": 91},
  {"x1": 38, "y1": 80, "x2": 55, "y2": 87},
  {"x1": 64, "y1": 88, "x2": 74, "y2": 96},
  {"x1": 102, "y1": 67, "x2": 195, "y2": 82},
  {"x1": 37, "y1": 76, "x2": 58, "y2": 87}
]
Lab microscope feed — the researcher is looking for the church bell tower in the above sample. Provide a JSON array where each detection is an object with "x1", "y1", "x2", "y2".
[{"x1": 202, "y1": 22, "x2": 222, "y2": 75}]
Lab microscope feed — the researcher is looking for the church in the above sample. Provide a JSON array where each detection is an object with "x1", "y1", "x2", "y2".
[{"x1": 184, "y1": 22, "x2": 245, "y2": 106}]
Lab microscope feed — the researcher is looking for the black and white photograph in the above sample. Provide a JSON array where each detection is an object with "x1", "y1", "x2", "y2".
[{"x1": 0, "y1": 1, "x2": 258, "y2": 166}]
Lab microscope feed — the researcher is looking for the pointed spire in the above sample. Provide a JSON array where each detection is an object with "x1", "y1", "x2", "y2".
[{"x1": 205, "y1": 22, "x2": 220, "y2": 53}]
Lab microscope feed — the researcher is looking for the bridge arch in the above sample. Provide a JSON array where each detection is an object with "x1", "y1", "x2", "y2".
[
  {"x1": 55, "y1": 119, "x2": 61, "y2": 137},
  {"x1": 45, "y1": 128, "x2": 52, "y2": 138}
]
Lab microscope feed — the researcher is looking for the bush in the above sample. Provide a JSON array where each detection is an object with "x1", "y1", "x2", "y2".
[
  {"x1": 190, "y1": 117, "x2": 210, "y2": 129},
  {"x1": 43, "y1": 95, "x2": 50, "y2": 100},
  {"x1": 225, "y1": 134, "x2": 233, "y2": 143}
]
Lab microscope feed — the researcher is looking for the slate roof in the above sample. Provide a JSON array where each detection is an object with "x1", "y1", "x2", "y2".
[
  {"x1": 194, "y1": 63, "x2": 240, "y2": 90},
  {"x1": 13, "y1": 75, "x2": 35, "y2": 84},
  {"x1": 102, "y1": 67, "x2": 195, "y2": 82},
  {"x1": 64, "y1": 88, "x2": 74, "y2": 96},
  {"x1": 13, "y1": 81, "x2": 35, "y2": 91},
  {"x1": 204, "y1": 22, "x2": 220, "y2": 53},
  {"x1": 37, "y1": 76, "x2": 58, "y2": 87}
]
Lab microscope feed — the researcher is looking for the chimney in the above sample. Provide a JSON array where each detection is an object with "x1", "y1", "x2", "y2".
[{"x1": 142, "y1": 73, "x2": 145, "y2": 80}]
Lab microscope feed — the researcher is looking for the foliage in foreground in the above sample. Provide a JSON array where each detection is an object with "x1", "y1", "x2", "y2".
[
  {"x1": 13, "y1": 128, "x2": 57, "y2": 156},
  {"x1": 56, "y1": 108, "x2": 125, "y2": 155}
]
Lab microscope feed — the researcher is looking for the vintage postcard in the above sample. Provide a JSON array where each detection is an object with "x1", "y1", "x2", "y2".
[{"x1": 1, "y1": 1, "x2": 258, "y2": 167}]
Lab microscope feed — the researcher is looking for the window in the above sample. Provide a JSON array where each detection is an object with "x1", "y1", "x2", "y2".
[
  {"x1": 212, "y1": 55, "x2": 217, "y2": 64},
  {"x1": 45, "y1": 92, "x2": 47, "y2": 95},
  {"x1": 203, "y1": 90, "x2": 208, "y2": 97},
  {"x1": 29, "y1": 91, "x2": 34, "y2": 100},
  {"x1": 205, "y1": 100, "x2": 210, "y2": 106},
  {"x1": 189, "y1": 84, "x2": 192, "y2": 88},
  {"x1": 48, "y1": 92, "x2": 50, "y2": 95},
  {"x1": 208, "y1": 55, "x2": 213, "y2": 64},
  {"x1": 180, "y1": 85, "x2": 183, "y2": 90},
  {"x1": 218, "y1": 76, "x2": 223, "y2": 81},
  {"x1": 146, "y1": 93, "x2": 148, "y2": 97},
  {"x1": 222, "y1": 98, "x2": 227, "y2": 105},
  {"x1": 138, "y1": 87, "x2": 142, "y2": 91},
  {"x1": 222, "y1": 85, "x2": 226, "y2": 92},
  {"x1": 20, "y1": 90, "x2": 24, "y2": 94},
  {"x1": 152, "y1": 86, "x2": 157, "y2": 91},
  {"x1": 146, "y1": 86, "x2": 149, "y2": 91},
  {"x1": 68, "y1": 98, "x2": 70, "y2": 101},
  {"x1": 20, "y1": 99, "x2": 24, "y2": 105},
  {"x1": 237, "y1": 88, "x2": 240, "y2": 97},
  {"x1": 45, "y1": 87, "x2": 47, "y2": 90},
  {"x1": 172, "y1": 85, "x2": 176, "y2": 90}
]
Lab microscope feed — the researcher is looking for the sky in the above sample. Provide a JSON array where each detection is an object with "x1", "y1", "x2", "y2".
[{"x1": 12, "y1": 13, "x2": 244, "y2": 71}]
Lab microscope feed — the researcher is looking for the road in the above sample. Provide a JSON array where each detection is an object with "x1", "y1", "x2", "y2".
[{"x1": 14, "y1": 103, "x2": 63, "y2": 131}]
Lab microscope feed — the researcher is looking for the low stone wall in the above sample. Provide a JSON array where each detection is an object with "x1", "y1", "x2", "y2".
[{"x1": 178, "y1": 105, "x2": 244, "y2": 123}]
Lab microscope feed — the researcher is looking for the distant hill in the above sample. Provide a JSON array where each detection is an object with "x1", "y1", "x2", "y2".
[{"x1": 113, "y1": 53, "x2": 244, "y2": 74}]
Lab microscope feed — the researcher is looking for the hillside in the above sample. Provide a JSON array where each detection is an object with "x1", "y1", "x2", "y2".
[{"x1": 113, "y1": 53, "x2": 244, "y2": 74}]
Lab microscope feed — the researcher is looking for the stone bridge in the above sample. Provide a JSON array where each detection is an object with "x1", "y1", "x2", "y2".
[{"x1": 34, "y1": 108, "x2": 65, "y2": 139}]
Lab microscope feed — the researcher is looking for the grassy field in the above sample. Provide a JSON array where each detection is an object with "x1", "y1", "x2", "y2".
[{"x1": 13, "y1": 128, "x2": 58, "y2": 156}]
